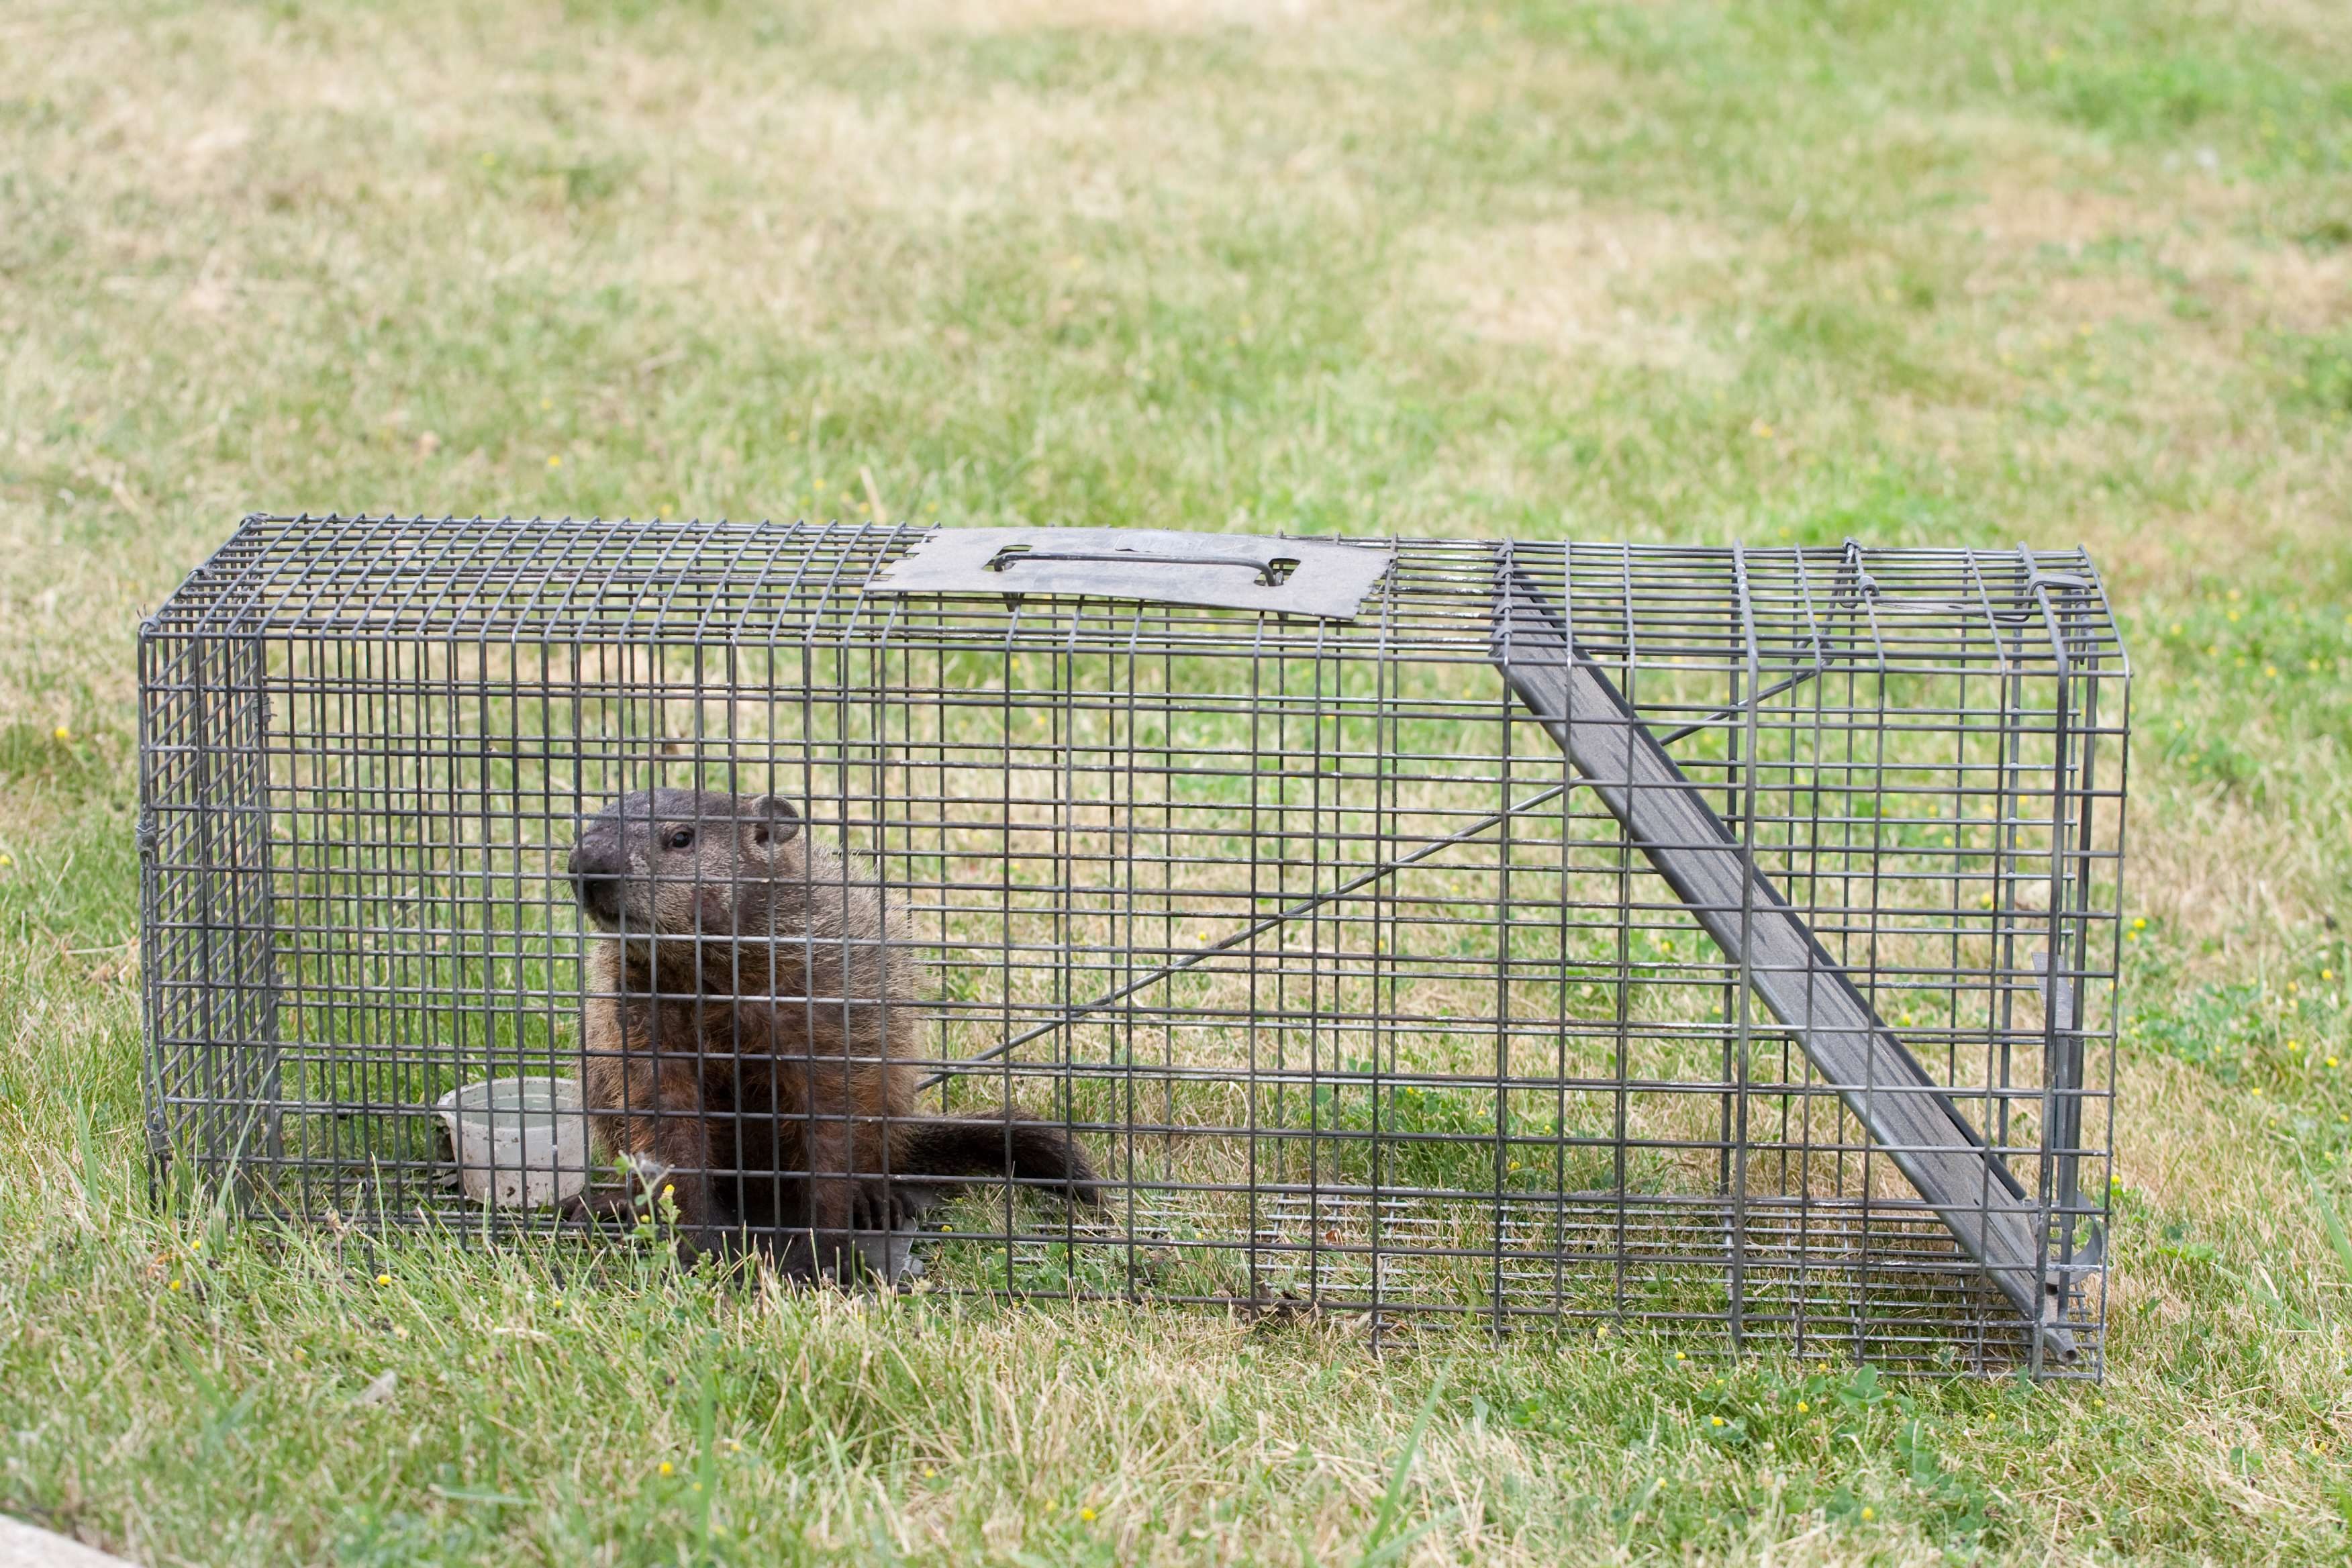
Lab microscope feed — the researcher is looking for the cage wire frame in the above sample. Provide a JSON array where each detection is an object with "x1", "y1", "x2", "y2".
[{"x1": 138, "y1": 515, "x2": 2127, "y2": 1376}]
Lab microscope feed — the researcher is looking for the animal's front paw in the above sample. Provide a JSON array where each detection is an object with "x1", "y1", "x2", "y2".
[
  {"x1": 883, "y1": 1179, "x2": 945, "y2": 1231},
  {"x1": 846, "y1": 1177, "x2": 939, "y2": 1236}
]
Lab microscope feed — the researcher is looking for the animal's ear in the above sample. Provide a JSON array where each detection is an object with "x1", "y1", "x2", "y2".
[{"x1": 745, "y1": 794, "x2": 802, "y2": 848}]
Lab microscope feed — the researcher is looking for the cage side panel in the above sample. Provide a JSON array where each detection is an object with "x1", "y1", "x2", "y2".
[{"x1": 173, "y1": 526, "x2": 2121, "y2": 1376}]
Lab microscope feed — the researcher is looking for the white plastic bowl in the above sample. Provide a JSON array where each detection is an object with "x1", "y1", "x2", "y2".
[{"x1": 433, "y1": 1076, "x2": 591, "y2": 1208}]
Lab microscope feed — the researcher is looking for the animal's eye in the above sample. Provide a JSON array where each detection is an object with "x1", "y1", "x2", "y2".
[{"x1": 666, "y1": 828, "x2": 695, "y2": 850}]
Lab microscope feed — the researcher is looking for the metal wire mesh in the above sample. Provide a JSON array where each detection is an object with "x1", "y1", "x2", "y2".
[{"x1": 139, "y1": 515, "x2": 2127, "y2": 1375}]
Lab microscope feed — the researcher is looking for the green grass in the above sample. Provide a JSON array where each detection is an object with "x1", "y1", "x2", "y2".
[{"x1": 7, "y1": 0, "x2": 2352, "y2": 1561}]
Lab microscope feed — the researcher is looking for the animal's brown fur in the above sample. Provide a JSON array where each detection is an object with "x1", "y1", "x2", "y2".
[{"x1": 565, "y1": 787, "x2": 1097, "y2": 1279}]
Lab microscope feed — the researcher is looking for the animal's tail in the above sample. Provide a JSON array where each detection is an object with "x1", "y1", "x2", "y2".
[{"x1": 891, "y1": 1110, "x2": 1102, "y2": 1207}]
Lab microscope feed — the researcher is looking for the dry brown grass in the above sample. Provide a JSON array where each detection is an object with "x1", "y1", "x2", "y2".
[{"x1": 1415, "y1": 210, "x2": 1743, "y2": 375}]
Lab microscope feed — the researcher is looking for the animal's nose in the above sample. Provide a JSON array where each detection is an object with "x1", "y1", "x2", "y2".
[{"x1": 568, "y1": 834, "x2": 621, "y2": 919}]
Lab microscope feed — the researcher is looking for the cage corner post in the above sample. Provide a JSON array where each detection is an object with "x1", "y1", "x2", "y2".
[{"x1": 139, "y1": 607, "x2": 287, "y2": 1220}]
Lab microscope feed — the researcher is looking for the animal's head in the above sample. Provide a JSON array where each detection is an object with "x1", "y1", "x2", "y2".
[{"x1": 567, "y1": 789, "x2": 802, "y2": 937}]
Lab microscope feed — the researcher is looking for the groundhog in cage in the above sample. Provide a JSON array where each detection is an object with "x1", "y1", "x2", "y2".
[{"x1": 564, "y1": 787, "x2": 1099, "y2": 1281}]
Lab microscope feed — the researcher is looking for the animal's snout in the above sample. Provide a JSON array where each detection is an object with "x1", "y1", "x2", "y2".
[{"x1": 568, "y1": 827, "x2": 625, "y2": 926}]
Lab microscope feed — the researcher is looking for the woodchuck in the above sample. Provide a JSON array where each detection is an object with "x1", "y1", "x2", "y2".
[{"x1": 565, "y1": 787, "x2": 1099, "y2": 1281}]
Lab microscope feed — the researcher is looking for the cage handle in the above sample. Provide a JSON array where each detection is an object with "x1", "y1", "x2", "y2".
[{"x1": 985, "y1": 544, "x2": 1300, "y2": 587}]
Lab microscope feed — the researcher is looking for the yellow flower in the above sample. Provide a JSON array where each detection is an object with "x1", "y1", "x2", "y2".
[
  {"x1": 1861, "y1": 1506, "x2": 1875, "y2": 1520},
  {"x1": 1675, "y1": 1351, "x2": 1687, "y2": 1361},
  {"x1": 376, "y1": 1273, "x2": 391, "y2": 1285},
  {"x1": 1044, "y1": 1500, "x2": 1057, "y2": 1512},
  {"x1": 1081, "y1": 1508, "x2": 1097, "y2": 1522},
  {"x1": 659, "y1": 1462, "x2": 673, "y2": 1475},
  {"x1": 168, "y1": 1279, "x2": 182, "y2": 1291},
  {"x1": 2327, "y1": 1058, "x2": 2338, "y2": 1068},
  {"x1": 546, "y1": 455, "x2": 562, "y2": 469},
  {"x1": 1796, "y1": 1400, "x2": 1808, "y2": 1412},
  {"x1": 52, "y1": 726, "x2": 69, "y2": 742},
  {"x1": 924, "y1": 1467, "x2": 936, "y2": 1479},
  {"x1": 1710, "y1": 1415, "x2": 1725, "y2": 1426}
]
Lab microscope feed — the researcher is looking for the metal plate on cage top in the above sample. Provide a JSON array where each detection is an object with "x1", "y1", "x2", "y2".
[{"x1": 869, "y1": 527, "x2": 1392, "y2": 619}]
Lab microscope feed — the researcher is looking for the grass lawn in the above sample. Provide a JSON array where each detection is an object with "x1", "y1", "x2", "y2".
[{"x1": 6, "y1": 0, "x2": 2352, "y2": 1561}]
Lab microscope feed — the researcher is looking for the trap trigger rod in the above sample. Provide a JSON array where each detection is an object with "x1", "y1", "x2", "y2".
[
  {"x1": 1651, "y1": 664, "x2": 1826, "y2": 747},
  {"x1": 916, "y1": 778, "x2": 1580, "y2": 1092}
]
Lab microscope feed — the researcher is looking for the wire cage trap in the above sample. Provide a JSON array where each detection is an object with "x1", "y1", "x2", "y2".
[{"x1": 139, "y1": 515, "x2": 2128, "y2": 1375}]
